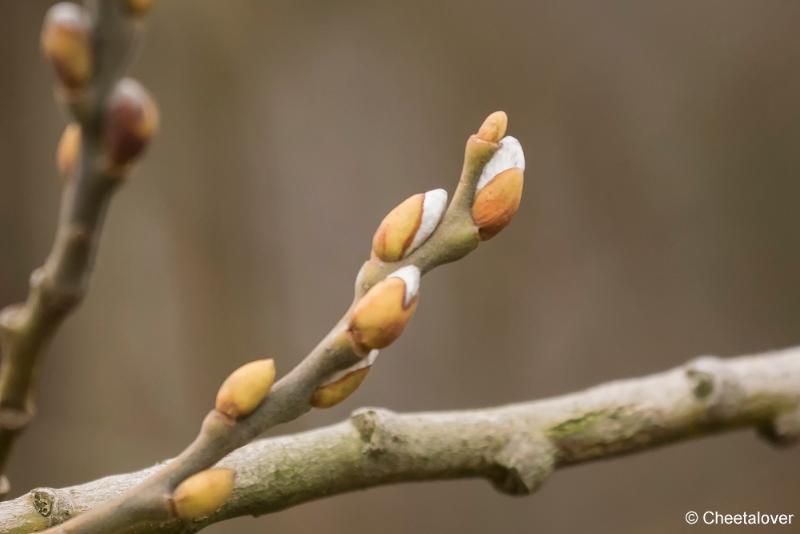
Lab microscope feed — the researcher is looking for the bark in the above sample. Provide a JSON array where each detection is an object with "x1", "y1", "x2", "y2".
[{"x1": 1, "y1": 346, "x2": 797, "y2": 534}]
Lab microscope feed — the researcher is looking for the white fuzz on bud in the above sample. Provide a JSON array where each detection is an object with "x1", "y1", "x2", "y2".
[{"x1": 476, "y1": 136, "x2": 525, "y2": 192}]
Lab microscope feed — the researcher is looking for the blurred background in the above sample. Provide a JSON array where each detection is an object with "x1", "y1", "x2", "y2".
[{"x1": 2, "y1": 1, "x2": 800, "y2": 532}]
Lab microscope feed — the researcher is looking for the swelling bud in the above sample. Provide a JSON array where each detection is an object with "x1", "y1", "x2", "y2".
[
  {"x1": 104, "y1": 78, "x2": 159, "y2": 174},
  {"x1": 349, "y1": 266, "x2": 420, "y2": 352},
  {"x1": 311, "y1": 350, "x2": 378, "y2": 408},
  {"x1": 471, "y1": 136, "x2": 525, "y2": 240},
  {"x1": 41, "y1": 3, "x2": 91, "y2": 90},
  {"x1": 372, "y1": 189, "x2": 448, "y2": 262},
  {"x1": 172, "y1": 468, "x2": 234, "y2": 520},
  {"x1": 215, "y1": 359, "x2": 276, "y2": 419}
]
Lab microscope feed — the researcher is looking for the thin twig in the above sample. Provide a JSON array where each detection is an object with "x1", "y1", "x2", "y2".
[
  {"x1": 0, "y1": 1, "x2": 144, "y2": 497},
  {"x1": 0, "y1": 346, "x2": 797, "y2": 534},
  {"x1": 36, "y1": 112, "x2": 521, "y2": 532}
]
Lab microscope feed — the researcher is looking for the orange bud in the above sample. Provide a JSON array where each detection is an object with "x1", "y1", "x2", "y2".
[
  {"x1": 104, "y1": 78, "x2": 159, "y2": 173},
  {"x1": 349, "y1": 266, "x2": 420, "y2": 352},
  {"x1": 56, "y1": 123, "x2": 81, "y2": 178},
  {"x1": 372, "y1": 189, "x2": 447, "y2": 262},
  {"x1": 471, "y1": 136, "x2": 525, "y2": 240},
  {"x1": 476, "y1": 111, "x2": 508, "y2": 144},
  {"x1": 41, "y1": 3, "x2": 92, "y2": 90},
  {"x1": 122, "y1": 0, "x2": 154, "y2": 16},
  {"x1": 172, "y1": 468, "x2": 234, "y2": 519},
  {"x1": 311, "y1": 350, "x2": 378, "y2": 408},
  {"x1": 215, "y1": 359, "x2": 276, "y2": 420}
]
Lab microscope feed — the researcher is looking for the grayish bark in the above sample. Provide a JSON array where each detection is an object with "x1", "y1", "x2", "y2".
[{"x1": 0, "y1": 346, "x2": 797, "y2": 534}]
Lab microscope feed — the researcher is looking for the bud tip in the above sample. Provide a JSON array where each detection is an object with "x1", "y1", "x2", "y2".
[{"x1": 476, "y1": 111, "x2": 508, "y2": 143}]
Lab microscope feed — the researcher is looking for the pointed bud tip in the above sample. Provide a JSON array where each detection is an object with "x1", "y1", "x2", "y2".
[
  {"x1": 476, "y1": 111, "x2": 508, "y2": 143},
  {"x1": 215, "y1": 359, "x2": 276, "y2": 419},
  {"x1": 173, "y1": 468, "x2": 234, "y2": 520}
]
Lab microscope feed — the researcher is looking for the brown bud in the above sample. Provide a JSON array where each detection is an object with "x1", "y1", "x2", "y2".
[
  {"x1": 476, "y1": 111, "x2": 508, "y2": 144},
  {"x1": 41, "y1": 3, "x2": 92, "y2": 90},
  {"x1": 215, "y1": 359, "x2": 276, "y2": 420},
  {"x1": 471, "y1": 136, "x2": 525, "y2": 240},
  {"x1": 311, "y1": 350, "x2": 377, "y2": 408},
  {"x1": 122, "y1": 0, "x2": 154, "y2": 16},
  {"x1": 172, "y1": 468, "x2": 234, "y2": 520},
  {"x1": 372, "y1": 189, "x2": 447, "y2": 262},
  {"x1": 349, "y1": 266, "x2": 419, "y2": 352},
  {"x1": 104, "y1": 78, "x2": 159, "y2": 173},
  {"x1": 56, "y1": 123, "x2": 81, "y2": 178}
]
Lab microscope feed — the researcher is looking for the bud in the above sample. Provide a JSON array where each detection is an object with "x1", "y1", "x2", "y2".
[
  {"x1": 122, "y1": 0, "x2": 154, "y2": 16},
  {"x1": 41, "y1": 3, "x2": 92, "y2": 90},
  {"x1": 172, "y1": 468, "x2": 234, "y2": 520},
  {"x1": 471, "y1": 136, "x2": 525, "y2": 240},
  {"x1": 104, "y1": 78, "x2": 159, "y2": 173},
  {"x1": 311, "y1": 350, "x2": 378, "y2": 408},
  {"x1": 372, "y1": 189, "x2": 448, "y2": 262},
  {"x1": 476, "y1": 111, "x2": 508, "y2": 144},
  {"x1": 349, "y1": 266, "x2": 420, "y2": 352},
  {"x1": 215, "y1": 359, "x2": 276, "y2": 420},
  {"x1": 56, "y1": 123, "x2": 81, "y2": 178}
]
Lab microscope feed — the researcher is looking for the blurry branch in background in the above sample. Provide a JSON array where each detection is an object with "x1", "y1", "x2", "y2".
[
  {"x1": 0, "y1": 347, "x2": 797, "y2": 533},
  {"x1": 0, "y1": 0, "x2": 157, "y2": 498},
  {"x1": 35, "y1": 98, "x2": 528, "y2": 533}
]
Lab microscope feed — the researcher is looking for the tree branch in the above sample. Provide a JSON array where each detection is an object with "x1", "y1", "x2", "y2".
[
  {"x1": 35, "y1": 109, "x2": 524, "y2": 531},
  {"x1": 1, "y1": 346, "x2": 797, "y2": 534},
  {"x1": 0, "y1": 0, "x2": 147, "y2": 496}
]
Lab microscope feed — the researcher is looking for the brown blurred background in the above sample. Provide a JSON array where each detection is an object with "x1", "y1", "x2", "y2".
[{"x1": 2, "y1": 1, "x2": 800, "y2": 532}]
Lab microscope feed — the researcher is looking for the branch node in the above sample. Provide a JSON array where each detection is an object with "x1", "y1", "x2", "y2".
[
  {"x1": 350, "y1": 407, "x2": 397, "y2": 454},
  {"x1": 30, "y1": 487, "x2": 75, "y2": 526},
  {"x1": 62, "y1": 223, "x2": 93, "y2": 250},
  {"x1": 490, "y1": 434, "x2": 555, "y2": 496},
  {"x1": 685, "y1": 356, "x2": 743, "y2": 419},
  {"x1": 201, "y1": 409, "x2": 236, "y2": 436}
]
